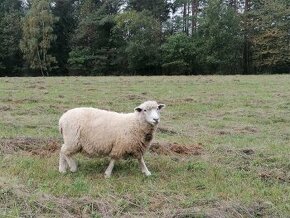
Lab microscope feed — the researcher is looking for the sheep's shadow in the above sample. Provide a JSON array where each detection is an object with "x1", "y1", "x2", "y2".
[{"x1": 75, "y1": 156, "x2": 145, "y2": 177}]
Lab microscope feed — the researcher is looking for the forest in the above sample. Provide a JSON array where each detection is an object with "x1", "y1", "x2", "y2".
[{"x1": 0, "y1": 0, "x2": 289, "y2": 76}]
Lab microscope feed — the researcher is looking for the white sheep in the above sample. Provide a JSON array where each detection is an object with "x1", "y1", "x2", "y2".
[{"x1": 58, "y1": 101, "x2": 165, "y2": 178}]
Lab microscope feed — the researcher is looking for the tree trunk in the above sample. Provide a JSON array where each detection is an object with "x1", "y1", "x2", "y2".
[
  {"x1": 191, "y1": 0, "x2": 198, "y2": 35},
  {"x1": 187, "y1": 0, "x2": 190, "y2": 35},
  {"x1": 37, "y1": 48, "x2": 44, "y2": 77},
  {"x1": 183, "y1": 2, "x2": 187, "y2": 33},
  {"x1": 243, "y1": 0, "x2": 250, "y2": 74}
]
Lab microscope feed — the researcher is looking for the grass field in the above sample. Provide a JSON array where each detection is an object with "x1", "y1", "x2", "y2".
[{"x1": 1, "y1": 75, "x2": 290, "y2": 217}]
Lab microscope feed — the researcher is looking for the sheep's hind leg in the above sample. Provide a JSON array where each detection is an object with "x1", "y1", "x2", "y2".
[
  {"x1": 59, "y1": 150, "x2": 68, "y2": 173},
  {"x1": 104, "y1": 159, "x2": 115, "y2": 178},
  {"x1": 60, "y1": 144, "x2": 78, "y2": 173},
  {"x1": 139, "y1": 156, "x2": 151, "y2": 176}
]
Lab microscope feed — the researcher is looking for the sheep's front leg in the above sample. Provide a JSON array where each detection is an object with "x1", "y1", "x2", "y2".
[
  {"x1": 139, "y1": 156, "x2": 151, "y2": 176},
  {"x1": 104, "y1": 159, "x2": 115, "y2": 178}
]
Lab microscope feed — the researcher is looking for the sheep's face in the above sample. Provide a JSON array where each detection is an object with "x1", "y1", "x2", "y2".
[{"x1": 135, "y1": 101, "x2": 165, "y2": 126}]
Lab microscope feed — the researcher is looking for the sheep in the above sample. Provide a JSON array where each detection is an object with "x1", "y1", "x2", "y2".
[{"x1": 58, "y1": 100, "x2": 165, "y2": 178}]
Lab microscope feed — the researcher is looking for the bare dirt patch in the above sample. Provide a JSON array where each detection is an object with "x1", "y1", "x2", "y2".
[
  {"x1": 0, "y1": 105, "x2": 12, "y2": 111},
  {"x1": 259, "y1": 169, "x2": 290, "y2": 183},
  {"x1": 0, "y1": 137, "x2": 60, "y2": 157},
  {"x1": 241, "y1": 149, "x2": 255, "y2": 155},
  {"x1": 150, "y1": 141, "x2": 203, "y2": 156}
]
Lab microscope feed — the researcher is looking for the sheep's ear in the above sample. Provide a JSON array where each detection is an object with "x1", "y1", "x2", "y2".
[
  {"x1": 158, "y1": 104, "x2": 165, "y2": 110},
  {"x1": 135, "y1": 107, "x2": 142, "y2": 112}
]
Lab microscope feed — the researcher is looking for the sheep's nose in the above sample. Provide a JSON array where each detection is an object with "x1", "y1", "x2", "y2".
[{"x1": 153, "y1": 118, "x2": 159, "y2": 123}]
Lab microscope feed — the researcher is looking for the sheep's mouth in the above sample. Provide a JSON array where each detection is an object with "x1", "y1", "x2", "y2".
[{"x1": 150, "y1": 121, "x2": 159, "y2": 126}]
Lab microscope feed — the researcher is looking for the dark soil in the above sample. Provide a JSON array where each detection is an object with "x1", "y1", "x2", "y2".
[
  {"x1": 0, "y1": 137, "x2": 60, "y2": 157},
  {"x1": 150, "y1": 141, "x2": 203, "y2": 156}
]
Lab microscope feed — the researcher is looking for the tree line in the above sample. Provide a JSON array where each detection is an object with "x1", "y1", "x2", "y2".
[{"x1": 0, "y1": 0, "x2": 289, "y2": 76}]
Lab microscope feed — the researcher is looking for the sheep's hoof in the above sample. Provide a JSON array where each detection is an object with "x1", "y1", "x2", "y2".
[
  {"x1": 104, "y1": 173, "x2": 111, "y2": 179},
  {"x1": 59, "y1": 168, "x2": 67, "y2": 174},
  {"x1": 70, "y1": 168, "x2": 77, "y2": 173},
  {"x1": 145, "y1": 171, "x2": 152, "y2": 176}
]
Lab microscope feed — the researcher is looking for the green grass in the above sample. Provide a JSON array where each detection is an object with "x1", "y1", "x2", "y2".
[{"x1": 1, "y1": 75, "x2": 290, "y2": 217}]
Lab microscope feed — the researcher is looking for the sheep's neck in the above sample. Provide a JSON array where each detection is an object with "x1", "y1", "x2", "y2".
[
  {"x1": 135, "y1": 120, "x2": 156, "y2": 147},
  {"x1": 137, "y1": 120, "x2": 156, "y2": 135}
]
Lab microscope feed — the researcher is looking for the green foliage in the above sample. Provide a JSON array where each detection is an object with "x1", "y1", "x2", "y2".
[
  {"x1": 248, "y1": 0, "x2": 290, "y2": 72},
  {"x1": 68, "y1": 0, "x2": 120, "y2": 75},
  {"x1": 161, "y1": 33, "x2": 196, "y2": 74},
  {"x1": 0, "y1": 0, "x2": 22, "y2": 12},
  {"x1": 0, "y1": 0, "x2": 23, "y2": 76},
  {"x1": 162, "y1": 60, "x2": 190, "y2": 75},
  {"x1": 197, "y1": 0, "x2": 243, "y2": 73},
  {"x1": 114, "y1": 10, "x2": 161, "y2": 74},
  {"x1": 51, "y1": 0, "x2": 77, "y2": 75},
  {"x1": 20, "y1": 0, "x2": 58, "y2": 76},
  {"x1": 0, "y1": 0, "x2": 290, "y2": 75},
  {"x1": 126, "y1": 0, "x2": 171, "y2": 22}
]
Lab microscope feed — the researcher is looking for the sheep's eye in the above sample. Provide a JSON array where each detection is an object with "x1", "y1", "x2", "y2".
[{"x1": 144, "y1": 109, "x2": 147, "y2": 112}]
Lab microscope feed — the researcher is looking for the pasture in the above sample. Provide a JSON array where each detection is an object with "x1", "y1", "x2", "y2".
[{"x1": 1, "y1": 75, "x2": 290, "y2": 217}]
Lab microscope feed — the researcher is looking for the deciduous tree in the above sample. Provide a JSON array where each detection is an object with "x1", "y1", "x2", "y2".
[
  {"x1": 197, "y1": 0, "x2": 243, "y2": 73},
  {"x1": 114, "y1": 11, "x2": 161, "y2": 74},
  {"x1": 20, "y1": 0, "x2": 58, "y2": 76},
  {"x1": 248, "y1": 0, "x2": 290, "y2": 72},
  {"x1": 161, "y1": 33, "x2": 196, "y2": 74}
]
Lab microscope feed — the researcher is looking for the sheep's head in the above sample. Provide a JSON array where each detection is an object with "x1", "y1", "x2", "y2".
[{"x1": 134, "y1": 101, "x2": 165, "y2": 126}]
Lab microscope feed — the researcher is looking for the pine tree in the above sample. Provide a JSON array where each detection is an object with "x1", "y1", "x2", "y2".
[
  {"x1": 51, "y1": 0, "x2": 77, "y2": 75},
  {"x1": 20, "y1": 0, "x2": 58, "y2": 76},
  {"x1": 0, "y1": 0, "x2": 23, "y2": 76},
  {"x1": 68, "y1": 0, "x2": 122, "y2": 75},
  {"x1": 126, "y1": 0, "x2": 170, "y2": 22}
]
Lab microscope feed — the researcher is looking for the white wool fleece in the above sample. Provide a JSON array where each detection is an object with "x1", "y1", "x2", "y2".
[{"x1": 58, "y1": 101, "x2": 165, "y2": 177}]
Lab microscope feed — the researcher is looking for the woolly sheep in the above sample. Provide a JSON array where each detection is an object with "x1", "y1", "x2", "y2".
[{"x1": 58, "y1": 101, "x2": 165, "y2": 178}]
